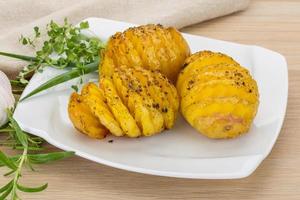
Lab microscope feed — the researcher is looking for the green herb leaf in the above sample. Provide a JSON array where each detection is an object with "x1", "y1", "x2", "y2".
[
  {"x1": 15, "y1": 146, "x2": 44, "y2": 151},
  {"x1": 7, "y1": 109, "x2": 28, "y2": 148},
  {"x1": 0, "y1": 151, "x2": 17, "y2": 170},
  {"x1": 0, "y1": 180, "x2": 13, "y2": 194},
  {"x1": 79, "y1": 21, "x2": 89, "y2": 29},
  {"x1": 0, "y1": 184, "x2": 12, "y2": 199},
  {"x1": 28, "y1": 151, "x2": 74, "y2": 164},
  {"x1": 4, "y1": 169, "x2": 16, "y2": 176},
  {"x1": 34, "y1": 26, "x2": 40, "y2": 37},
  {"x1": 71, "y1": 85, "x2": 79, "y2": 92},
  {"x1": 20, "y1": 58, "x2": 99, "y2": 101},
  {"x1": 19, "y1": 26, "x2": 41, "y2": 48},
  {"x1": 20, "y1": 36, "x2": 28, "y2": 45},
  {"x1": 0, "y1": 155, "x2": 20, "y2": 167},
  {"x1": 17, "y1": 183, "x2": 48, "y2": 193}
]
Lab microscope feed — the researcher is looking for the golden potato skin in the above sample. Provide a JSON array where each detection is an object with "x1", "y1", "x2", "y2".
[
  {"x1": 114, "y1": 66, "x2": 165, "y2": 135},
  {"x1": 68, "y1": 93, "x2": 108, "y2": 139},
  {"x1": 177, "y1": 51, "x2": 259, "y2": 139},
  {"x1": 100, "y1": 24, "x2": 190, "y2": 82},
  {"x1": 177, "y1": 50, "x2": 239, "y2": 93},
  {"x1": 81, "y1": 83, "x2": 124, "y2": 137},
  {"x1": 68, "y1": 66, "x2": 179, "y2": 138},
  {"x1": 100, "y1": 78, "x2": 142, "y2": 137},
  {"x1": 107, "y1": 65, "x2": 178, "y2": 136}
]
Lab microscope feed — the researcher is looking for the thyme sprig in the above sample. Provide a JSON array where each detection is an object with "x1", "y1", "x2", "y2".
[
  {"x1": 0, "y1": 18, "x2": 102, "y2": 199},
  {"x1": 0, "y1": 18, "x2": 105, "y2": 99}
]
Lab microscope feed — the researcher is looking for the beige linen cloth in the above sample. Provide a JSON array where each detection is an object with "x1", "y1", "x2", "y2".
[{"x1": 0, "y1": 0, "x2": 249, "y2": 78}]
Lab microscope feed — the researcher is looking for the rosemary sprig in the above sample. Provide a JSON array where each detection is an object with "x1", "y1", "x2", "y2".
[{"x1": 0, "y1": 109, "x2": 74, "y2": 200}]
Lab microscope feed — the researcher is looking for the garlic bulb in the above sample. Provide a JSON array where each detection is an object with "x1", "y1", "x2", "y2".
[{"x1": 0, "y1": 71, "x2": 15, "y2": 126}]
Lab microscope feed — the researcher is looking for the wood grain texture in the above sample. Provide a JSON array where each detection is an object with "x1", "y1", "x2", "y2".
[{"x1": 1, "y1": 0, "x2": 300, "y2": 199}]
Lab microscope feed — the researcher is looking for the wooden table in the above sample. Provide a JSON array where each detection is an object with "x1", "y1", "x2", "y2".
[{"x1": 1, "y1": 0, "x2": 300, "y2": 199}]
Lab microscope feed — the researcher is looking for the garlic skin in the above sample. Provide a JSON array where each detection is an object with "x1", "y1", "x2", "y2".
[{"x1": 0, "y1": 71, "x2": 15, "y2": 126}]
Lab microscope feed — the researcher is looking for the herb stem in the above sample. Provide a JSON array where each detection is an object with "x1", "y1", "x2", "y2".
[
  {"x1": 10, "y1": 80, "x2": 26, "y2": 87},
  {"x1": 11, "y1": 148, "x2": 27, "y2": 199},
  {"x1": 20, "y1": 57, "x2": 99, "y2": 101},
  {"x1": 0, "y1": 51, "x2": 37, "y2": 62},
  {"x1": 0, "y1": 128, "x2": 14, "y2": 132},
  {"x1": 12, "y1": 89, "x2": 24, "y2": 95}
]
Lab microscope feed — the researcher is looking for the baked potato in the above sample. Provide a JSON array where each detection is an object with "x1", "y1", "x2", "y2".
[
  {"x1": 68, "y1": 92, "x2": 108, "y2": 139},
  {"x1": 81, "y1": 83, "x2": 124, "y2": 137},
  {"x1": 68, "y1": 66, "x2": 179, "y2": 138},
  {"x1": 177, "y1": 51, "x2": 259, "y2": 139},
  {"x1": 100, "y1": 24, "x2": 190, "y2": 82}
]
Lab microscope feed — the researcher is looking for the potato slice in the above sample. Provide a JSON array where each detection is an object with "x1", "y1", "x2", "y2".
[
  {"x1": 100, "y1": 77, "x2": 141, "y2": 137},
  {"x1": 123, "y1": 28, "x2": 150, "y2": 69},
  {"x1": 68, "y1": 92, "x2": 108, "y2": 139},
  {"x1": 115, "y1": 66, "x2": 164, "y2": 136},
  {"x1": 152, "y1": 72, "x2": 179, "y2": 112},
  {"x1": 130, "y1": 67, "x2": 177, "y2": 129},
  {"x1": 183, "y1": 98, "x2": 257, "y2": 139},
  {"x1": 181, "y1": 79, "x2": 258, "y2": 111},
  {"x1": 179, "y1": 63, "x2": 256, "y2": 98},
  {"x1": 124, "y1": 67, "x2": 166, "y2": 133},
  {"x1": 168, "y1": 27, "x2": 190, "y2": 64},
  {"x1": 149, "y1": 25, "x2": 180, "y2": 81},
  {"x1": 182, "y1": 97, "x2": 257, "y2": 120},
  {"x1": 81, "y1": 83, "x2": 124, "y2": 137},
  {"x1": 118, "y1": 32, "x2": 143, "y2": 67},
  {"x1": 177, "y1": 51, "x2": 239, "y2": 92}
]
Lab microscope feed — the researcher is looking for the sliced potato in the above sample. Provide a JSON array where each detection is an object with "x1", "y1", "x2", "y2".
[
  {"x1": 179, "y1": 63, "x2": 252, "y2": 97},
  {"x1": 177, "y1": 50, "x2": 239, "y2": 92},
  {"x1": 114, "y1": 66, "x2": 164, "y2": 136},
  {"x1": 100, "y1": 77, "x2": 141, "y2": 137},
  {"x1": 183, "y1": 98, "x2": 257, "y2": 139},
  {"x1": 152, "y1": 72, "x2": 179, "y2": 112},
  {"x1": 181, "y1": 79, "x2": 258, "y2": 112},
  {"x1": 177, "y1": 51, "x2": 259, "y2": 139},
  {"x1": 81, "y1": 83, "x2": 124, "y2": 137},
  {"x1": 183, "y1": 97, "x2": 257, "y2": 121},
  {"x1": 68, "y1": 92, "x2": 108, "y2": 139},
  {"x1": 100, "y1": 24, "x2": 190, "y2": 82},
  {"x1": 129, "y1": 66, "x2": 177, "y2": 129}
]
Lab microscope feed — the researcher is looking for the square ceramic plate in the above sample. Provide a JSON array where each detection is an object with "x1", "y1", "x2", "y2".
[{"x1": 14, "y1": 17, "x2": 288, "y2": 179}]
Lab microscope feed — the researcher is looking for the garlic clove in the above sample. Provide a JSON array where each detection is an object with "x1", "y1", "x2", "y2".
[
  {"x1": 0, "y1": 71, "x2": 15, "y2": 126},
  {"x1": 0, "y1": 94, "x2": 8, "y2": 126},
  {"x1": 0, "y1": 71, "x2": 12, "y2": 93}
]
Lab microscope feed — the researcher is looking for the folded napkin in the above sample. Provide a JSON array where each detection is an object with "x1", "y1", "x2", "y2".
[{"x1": 0, "y1": 0, "x2": 249, "y2": 78}]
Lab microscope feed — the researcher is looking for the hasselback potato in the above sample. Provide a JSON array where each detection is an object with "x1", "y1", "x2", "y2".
[
  {"x1": 68, "y1": 66, "x2": 179, "y2": 138},
  {"x1": 68, "y1": 92, "x2": 108, "y2": 139},
  {"x1": 177, "y1": 51, "x2": 259, "y2": 139},
  {"x1": 100, "y1": 24, "x2": 190, "y2": 82}
]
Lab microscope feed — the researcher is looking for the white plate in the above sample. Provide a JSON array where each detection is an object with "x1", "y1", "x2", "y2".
[{"x1": 14, "y1": 17, "x2": 288, "y2": 179}]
